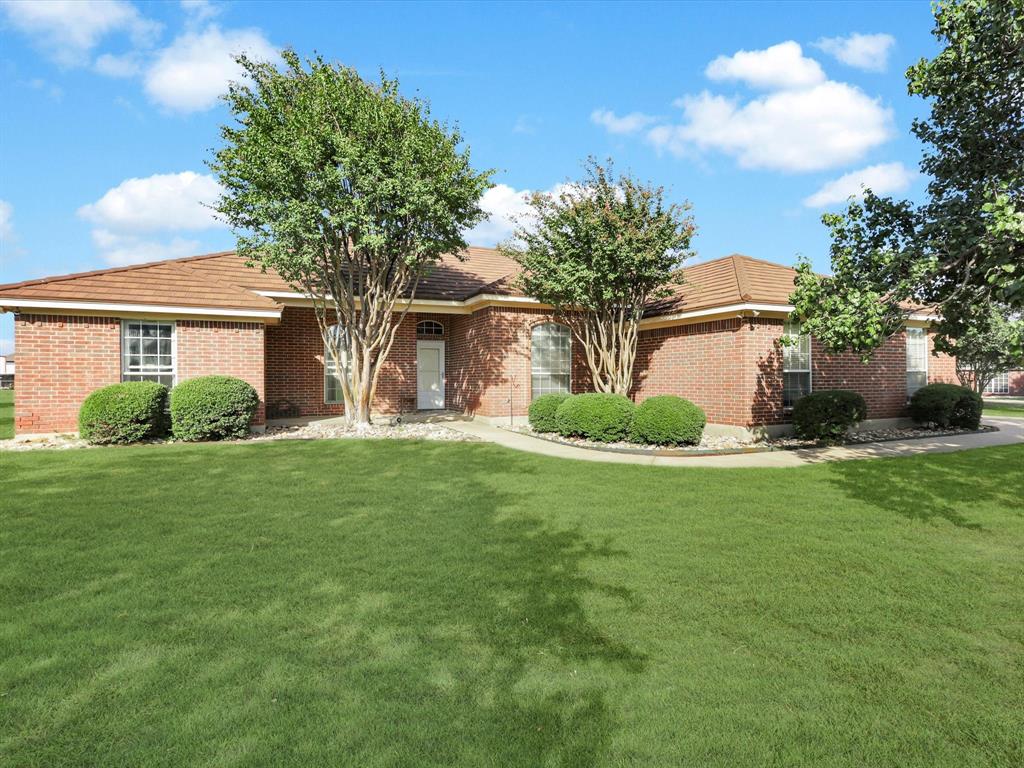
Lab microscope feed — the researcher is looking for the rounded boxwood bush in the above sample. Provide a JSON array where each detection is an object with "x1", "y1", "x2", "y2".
[
  {"x1": 909, "y1": 383, "x2": 982, "y2": 429},
  {"x1": 170, "y1": 375, "x2": 259, "y2": 441},
  {"x1": 791, "y1": 389, "x2": 867, "y2": 442},
  {"x1": 78, "y1": 381, "x2": 168, "y2": 445},
  {"x1": 555, "y1": 392, "x2": 635, "y2": 443},
  {"x1": 628, "y1": 395, "x2": 706, "y2": 446},
  {"x1": 528, "y1": 392, "x2": 571, "y2": 433}
]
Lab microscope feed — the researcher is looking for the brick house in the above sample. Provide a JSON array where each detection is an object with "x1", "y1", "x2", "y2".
[{"x1": 0, "y1": 247, "x2": 994, "y2": 438}]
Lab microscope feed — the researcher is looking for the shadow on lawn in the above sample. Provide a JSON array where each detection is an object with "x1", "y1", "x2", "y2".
[
  {"x1": 202, "y1": 441, "x2": 647, "y2": 767},
  {"x1": 825, "y1": 448, "x2": 1022, "y2": 530}
]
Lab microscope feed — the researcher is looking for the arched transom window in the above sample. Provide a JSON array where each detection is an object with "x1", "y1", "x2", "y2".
[
  {"x1": 531, "y1": 322, "x2": 571, "y2": 399},
  {"x1": 416, "y1": 319, "x2": 444, "y2": 337},
  {"x1": 324, "y1": 324, "x2": 351, "y2": 404}
]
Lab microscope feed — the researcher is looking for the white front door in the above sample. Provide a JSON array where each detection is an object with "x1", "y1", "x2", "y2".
[{"x1": 416, "y1": 340, "x2": 445, "y2": 410}]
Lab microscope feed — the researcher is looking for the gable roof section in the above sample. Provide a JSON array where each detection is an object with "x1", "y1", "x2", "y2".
[
  {"x1": 0, "y1": 248, "x2": 801, "y2": 321},
  {"x1": 647, "y1": 254, "x2": 797, "y2": 317}
]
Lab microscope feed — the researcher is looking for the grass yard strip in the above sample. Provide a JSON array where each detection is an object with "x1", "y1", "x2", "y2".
[
  {"x1": 1, "y1": 440, "x2": 1022, "y2": 767},
  {"x1": 0, "y1": 390, "x2": 12, "y2": 440}
]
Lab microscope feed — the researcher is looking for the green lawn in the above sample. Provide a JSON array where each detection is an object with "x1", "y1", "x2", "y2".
[
  {"x1": 984, "y1": 398, "x2": 1024, "y2": 419},
  {"x1": 0, "y1": 390, "x2": 12, "y2": 440},
  {"x1": 1, "y1": 440, "x2": 1022, "y2": 767}
]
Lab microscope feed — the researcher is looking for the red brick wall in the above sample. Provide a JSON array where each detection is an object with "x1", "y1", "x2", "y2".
[
  {"x1": 264, "y1": 306, "x2": 418, "y2": 418},
  {"x1": 13, "y1": 314, "x2": 267, "y2": 434},
  {"x1": 631, "y1": 317, "x2": 793, "y2": 427},
  {"x1": 811, "y1": 333, "x2": 908, "y2": 420},
  {"x1": 13, "y1": 314, "x2": 121, "y2": 434},
  {"x1": 176, "y1": 320, "x2": 266, "y2": 425},
  {"x1": 447, "y1": 306, "x2": 591, "y2": 419}
]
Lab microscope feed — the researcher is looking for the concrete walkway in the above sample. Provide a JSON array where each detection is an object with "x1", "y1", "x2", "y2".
[{"x1": 446, "y1": 417, "x2": 1024, "y2": 468}]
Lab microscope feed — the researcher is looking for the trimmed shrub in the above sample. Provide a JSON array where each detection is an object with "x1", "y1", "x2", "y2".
[
  {"x1": 909, "y1": 383, "x2": 982, "y2": 429},
  {"x1": 78, "y1": 381, "x2": 168, "y2": 445},
  {"x1": 528, "y1": 392, "x2": 571, "y2": 433},
  {"x1": 170, "y1": 375, "x2": 259, "y2": 441},
  {"x1": 628, "y1": 395, "x2": 706, "y2": 446},
  {"x1": 791, "y1": 389, "x2": 868, "y2": 442},
  {"x1": 555, "y1": 393, "x2": 635, "y2": 443}
]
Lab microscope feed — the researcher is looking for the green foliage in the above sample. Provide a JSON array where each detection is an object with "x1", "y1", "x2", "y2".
[
  {"x1": 909, "y1": 383, "x2": 983, "y2": 429},
  {"x1": 791, "y1": 390, "x2": 868, "y2": 443},
  {"x1": 791, "y1": 0, "x2": 1024, "y2": 358},
  {"x1": 78, "y1": 381, "x2": 168, "y2": 445},
  {"x1": 211, "y1": 49, "x2": 492, "y2": 424},
  {"x1": 502, "y1": 159, "x2": 695, "y2": 394},
  {"x1": 555, "y1": 392, "x2": 635, "y2": 443},
  {"x1": 528, "y1": 392, "x2": 571, "y2": 433},
  {"x1": 628, "y1": 395, "x2": 706, "y2": 446},
  {"x1": 933, "y1": 306, "x2": 1024, "y2": 393},
  {"x1": 170, "y1": 376, "x2": 259, "y2": 441}
]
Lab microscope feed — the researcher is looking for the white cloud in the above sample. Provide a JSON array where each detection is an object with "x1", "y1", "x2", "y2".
[
  {"x1": 466, "y1": 185, "x2": 534, "y2": 246},
  {"x1": 467, "y1": 183, "x2": 584, "y2": 246},
  {"x1": 143, "y1": 25, "x2": 277, "y2": 112},
  {"x1": 649, "y1": 82, "x2": 893, "y2": 173},
  {"x1": 79, "y1": 171, "x2": 223, "y2": 232},
  {"x1": 802, "y1": 161, "x2": 917, "y2": 207},
  {"x1": 94, "y1": 51, "x2": 141, "y2": 77},
  {"x1": 0, "y1": 0, "x2": 160, "y2": 67},
  {"x1": 0, "y1": 200, "x2": 13, "y2": 239},
  {"x1": 181, "y1": 0, "x2": 219, "y2": 23},
  {"x1": 590, "y1": 108, "x2": 658, "y2": 135},
  {"x1": 814, "y1": 33, "x2": 896, "y2": 73},
  {"x1": 90, "y1": 230, "x2": 202, "y2": 266},
  {"x1": 705, "y1": 41, "x2": 825, "y2": 90},
  {"x1": 78, "y1": 171, "x2": 224, "y2": 265}
]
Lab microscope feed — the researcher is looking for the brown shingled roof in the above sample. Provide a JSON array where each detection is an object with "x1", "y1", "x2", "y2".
[
  {"x1": 648, "y1": 254, "x2": 797, "y2": 316},
  {"x1": 0, "y1": 248, "x2": 799, "y2": 317}
]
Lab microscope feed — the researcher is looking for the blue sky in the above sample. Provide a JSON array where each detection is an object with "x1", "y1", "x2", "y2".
[{"x1": 0, "y1": 0, "x2": 939, "y2": 353}]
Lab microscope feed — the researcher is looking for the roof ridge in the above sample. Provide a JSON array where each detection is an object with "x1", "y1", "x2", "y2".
[
  {"x1": 730, "y1": 255, "x2": 754, "y2": 301},
  {"x1": 0, "y1": 250, "x2": 239, "y2": 293},
  {"x1": 730, "y1": 252, "x2": 798, "y2": 271}
]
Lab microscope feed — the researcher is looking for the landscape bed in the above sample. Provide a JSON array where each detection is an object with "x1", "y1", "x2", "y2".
[
  {"x1": 1, "y1": 439, "x2": 1022, "y2": 767},
  {"x1": 509, "y1": 422, "x2": 1000, "y2": 457}
]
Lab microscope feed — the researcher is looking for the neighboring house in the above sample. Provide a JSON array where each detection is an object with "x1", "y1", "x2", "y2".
[
  {"x1": 0, "y1": 248, "x2": 959, "y2": 437},
  {"x1": 985, "y1": 369, "x2": 1024, "y2": 396},
  {"x1": 0, "y1": 353, "x2": 13, "y2": 389}
]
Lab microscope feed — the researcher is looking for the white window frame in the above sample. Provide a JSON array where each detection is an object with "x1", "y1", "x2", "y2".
[
  {"x1": 905, "y1": 327, "x2": 928, "y2": 399},
  {"x1": 782, "y1": 319, "x2": 811, "y2": 408},
  {"x1": 121, "y1": 320, "x2": 176, "y2": 387},
  {"x1": 530, "y1": 322, "x2": 572, "y2": 400},
  {"x1": 416, "y1": 319, "x2": 444, "y2": 337},
  {"x1": 987, "y1": 371, "x2": 1010, "y2": 395},
  {"x1": 324, "y1": 324, "x2": 350, "y2": 405}
]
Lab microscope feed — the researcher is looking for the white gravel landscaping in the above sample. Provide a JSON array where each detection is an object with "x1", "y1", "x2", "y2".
[{"x1": 0, "y1": 419, "x2": 478, "y2": 451}]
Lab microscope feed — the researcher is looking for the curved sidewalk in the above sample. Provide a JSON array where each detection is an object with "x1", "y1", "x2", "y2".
[{"x1": 447, "y1": 417, "x2": 1024, "y2": 468}]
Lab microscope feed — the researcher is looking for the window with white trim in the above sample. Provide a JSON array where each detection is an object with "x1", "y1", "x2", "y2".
[
  {"x1": 782, "y1": 320, "x2": 811, "y2": 408},
  {"x1": 987, "y1": 371, "x2": 1010, "y2": 395},
  {"x1": 416, "y1": 319, "x2": 444, "y2": 337},
  {"x1": 324, "y1": 324, "x2": 351, "y2": 404},
  {"x1": 906, "y1": 327, "x2": 928, "y2": 397},
  {"x1": 122, "y1": 321, "x2": 175, "y2": 387},
  {"x1": 531, "y1": 322, "x2": 571, "y2": 399}
]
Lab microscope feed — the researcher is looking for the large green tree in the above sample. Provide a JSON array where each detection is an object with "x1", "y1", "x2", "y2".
[
  {"x1": 791, "y1": 0, "x2": 1023, "y2": 358},
  {"x1": 502, "y1": 160, "x2": 695, "y2": 395},
  {"x1": 212, "y1": 50, "x2": 491, "y2": 426},
  {"x1": 935, "y1": 307, "x2": 1024, "y2": 393}
]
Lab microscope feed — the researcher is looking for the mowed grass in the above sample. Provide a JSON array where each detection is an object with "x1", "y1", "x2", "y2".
[
  {"x1": 1, "y1": 440, "x2": 1022, "y2": 767},
  {"x1": 0, "y1": 390, "x2": 12, "y2": 440},
  {"x1": 985, "y1": 398, "x2": 1024, "y2": 419}
]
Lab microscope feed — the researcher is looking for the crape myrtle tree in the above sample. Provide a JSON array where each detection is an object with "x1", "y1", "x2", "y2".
[
  {"x1": 503, "y1": 160, "x2": 695, "y2": 395},
  {"x1": 212, "y1": 50, "x2": 491, "y2": 426},
  {"x1": 936, "y1": 306, "x2": 1024, "y2": 393},
  {"x1": 790, "y1": 0, "x2": 1024, "y2": 359}
]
